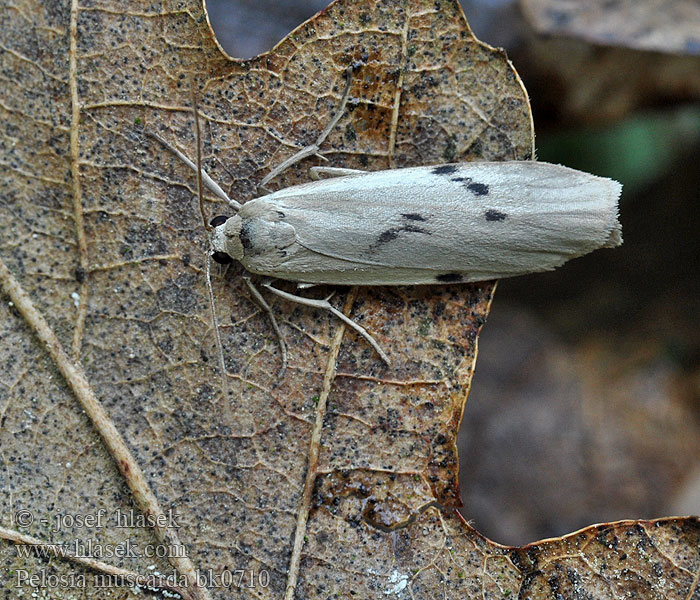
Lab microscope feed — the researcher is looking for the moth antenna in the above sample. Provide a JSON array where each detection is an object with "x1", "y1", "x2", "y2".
[
  {"x1": 191, "y1": 84, "x2": 209, "y2": 232},
  {"x1": 206, "y1": 250, "x2": 230, "y2": 391},
  {"x1": 192, "y1": 81, "x2": 231, "y2": 394},
  {"x1": 146, "y1": 130, "x2": 239, "y2": 210}
]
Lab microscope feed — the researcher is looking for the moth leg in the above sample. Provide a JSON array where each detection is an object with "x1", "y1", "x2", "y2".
[
  {"x1": 308, "y1": 166, "x2": 368, "y2": 180},
  {"x1": 296, "y1": 281, "x2": 323, "y2": 290},
  {"x1": 243, "y1": 277, "x2": 288, "y2": 378},
  {"x1": 262, "y1": 283, "x2": 391, "y2": 366},
  {"x1": 147, "y1": 131, "x2": 242, "y2": 211},
  {"x1": 259, "y1": 67, "x2": 354, "y2": 189}
]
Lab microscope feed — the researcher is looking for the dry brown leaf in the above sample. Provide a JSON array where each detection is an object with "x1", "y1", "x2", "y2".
[
  {"x1": 1, "y1": 0, "x2": 698, "y2": 599},
  {"x1": 521, "y1": 0, "x2": 700, "y2": 55}
]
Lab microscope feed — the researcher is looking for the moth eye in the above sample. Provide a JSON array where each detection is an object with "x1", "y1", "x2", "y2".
[
  {"x1": 210, "y1": 215, "x2": 229, "y2": 228},
  {"x1": 211, "y1": 251, "x2": 234, "y2": 265}
]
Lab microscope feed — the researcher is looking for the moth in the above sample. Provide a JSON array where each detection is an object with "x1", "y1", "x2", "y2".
[
  {"x1": 210, "y1": 161, "x2": 622, "y2": 286},
  {"x1": 150, "y1": 74, "x2": 622, "y2": 370},
  {"x1": 202, "y1": 160, "x2": 621, "y2": 368}
]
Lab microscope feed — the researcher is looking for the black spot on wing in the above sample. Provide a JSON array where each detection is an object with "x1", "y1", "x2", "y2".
[
  {"x1": 371, "y1": 214, "x2": 431, "y2": 251},
  {"x1": 485, "y1": 209, "x2": 507, "y2": 222},
  {"x1": 375, "y1": 224, "x2": 428, "y2": 245},
  {"x1": 467, "y1": 182, "x2": 489, "y2": 196},
  {"x1": 450, "y1": 176, "x2": 490, "y2": 196},
  {"x1": 375, "y1": 228, "x2": 401, "y2": 245},
  {"x1": 432, "y1": 164, "x2": 458, "y2": 175},
  {"x1": 239, "y1": 222, "x2": 254, "y2": 248},
  {"x1": 435, "y1": 273, "x2": 464, "y2": 283}
]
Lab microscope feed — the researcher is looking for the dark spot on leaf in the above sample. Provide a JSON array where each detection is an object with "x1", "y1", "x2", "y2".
[
  {"x1": 345, "y1": 123, "x2": 357, "y2": 141},
  {"x1": 485, "y1": 209, "x2": 507, "y2": 222},
  {"x1": 124, "y1": 222, "x2": 168, "y2": 255},
  {"x1": 443, "y1": 135, "x2": 457, "y2": 161},
  {"x1": 157, "y1": 274, "x2": 200, "y2": 313},
  {"x1": 157, "y1": 335, "x2": 174, "y2": 354}
]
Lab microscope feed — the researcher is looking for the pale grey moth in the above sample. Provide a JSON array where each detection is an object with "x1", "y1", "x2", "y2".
[{"x1": 210, "y1": 161, "x2": 622, "y2": 286}]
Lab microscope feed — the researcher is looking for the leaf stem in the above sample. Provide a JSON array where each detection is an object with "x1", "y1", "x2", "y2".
[
  {"x1": 0, "y1": 258, "x2": 211, "y2": 600},
  {"x1": 284, "y1": 287, "x2": 358, "y2": 600}
]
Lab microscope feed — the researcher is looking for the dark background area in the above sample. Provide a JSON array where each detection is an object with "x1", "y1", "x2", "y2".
[{"x1": 204, "y1": 0, "x2": 700, "y2": 546}]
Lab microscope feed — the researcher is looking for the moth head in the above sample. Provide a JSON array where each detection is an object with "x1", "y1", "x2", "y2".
[{"x1": 210, "y1": 215, "x2": 243, "y2": 263}]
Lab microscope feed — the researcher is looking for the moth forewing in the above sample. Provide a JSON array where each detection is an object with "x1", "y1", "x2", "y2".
[{"x1": 211, "y1": 161, "x2": 622, "y2": 286}]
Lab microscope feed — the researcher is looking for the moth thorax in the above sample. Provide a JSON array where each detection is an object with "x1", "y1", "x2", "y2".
[{"x1": 212, "y1": 215, "x2": 244, "y2": 261}]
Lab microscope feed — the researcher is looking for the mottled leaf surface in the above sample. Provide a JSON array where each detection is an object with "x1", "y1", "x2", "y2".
[{"x1": 1, "y1": 0, "x2": 698, "y2": 599}]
